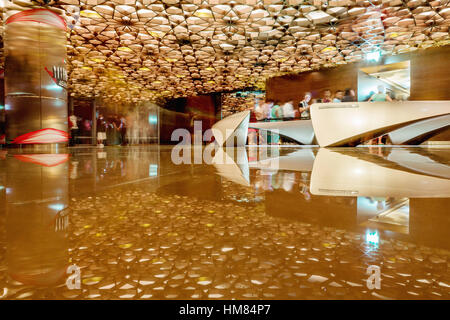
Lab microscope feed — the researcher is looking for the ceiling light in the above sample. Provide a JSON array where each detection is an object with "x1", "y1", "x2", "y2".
[
  {"x1": 117, "y1": 47, "x2": 133, "y2": 52},
  {"x1": 80, "y1": 10, "x2": 102, "y2": 19},
  {"x1": 365, "y1": 50, "x2": 381, "y2": 62}
]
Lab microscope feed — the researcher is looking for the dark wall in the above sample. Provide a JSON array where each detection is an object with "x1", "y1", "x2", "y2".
[
  {"x1": 410, "y1": 46, "x2": 450, "y2": 100},
  {"x1": 160, "y1": 94, "x2": 221, "y2": 144},
  {"x1": 73, "y1": 98, "x2": 94, "y2": 120},
  {"x1": 186, "y1": 95, "x2": 218, "y2": 131},
  {"x1": 159, "y1": 97, "x2": 189, "y2": 143},
  {"x1": 0, "y1": 77, "x2": 5, "y2": 138}
]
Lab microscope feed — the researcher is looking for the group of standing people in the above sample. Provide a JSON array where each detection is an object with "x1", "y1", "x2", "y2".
[
  {"x1": 253, "y1": 87, "x2": 358, "y2": 124},
  {"x1": 68, "y1": 113, "x2": 127, "y2": 147},
  {"x1": 96, "y1": 114, "x2": 127, "y2": 147},
  {"x1": 254, "y1": 85, "x2": 394, "y2": 124},
  {"x1": 249, "y1": 85, "x2": 397, "y2": 145}
]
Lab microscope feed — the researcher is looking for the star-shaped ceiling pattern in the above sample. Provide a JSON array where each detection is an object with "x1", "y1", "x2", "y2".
[{"x1": 1, "y1": 0, "x2": 449, "y2": 104}]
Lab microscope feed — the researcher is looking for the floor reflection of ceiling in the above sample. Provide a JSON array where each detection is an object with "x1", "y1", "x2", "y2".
[
  {"x1": 362, "y1": 198, "x2": 410, "y2": 234},
  {"x1": 2, "y1": 1, "x2": 449, "y2": 103}
]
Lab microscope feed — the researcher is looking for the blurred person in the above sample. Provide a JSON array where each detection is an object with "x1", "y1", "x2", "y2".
[
  {"x1": 96, "y1": 114, "x2": 107, "y2": 148},
  {"x1": 263, "y1": 101, "x2": 274, "y2": 120},
  {"x1": 254, "y1": 101, "x2": 264, "y2": 121},
  {"x1": 270, "y1": 102, "x2": 283, "y2": 144},
  {"x1": 333, "y1": 90, "x2": 344, "y2": 103},
  {"x1": 112, "y1": 115, "x2": 122, "y2": 145},
  {"x1": 82, "y1": 119, "x2": 91, "y2": 137},
  {"x1": 342, "y1": 88, "x2": 357, "y2": 102},
  {"x1": 119, "y1": 116, "x2": 127, "y2": 146},
  {"x1": 298, "y1": 92, "x2": 312, "y2": 120},
  {"x1": 112, "y1": 116, "x2": 119, "y2": 140},
  {"x1": 368, "y1": 85, "x2": 392, "y2": 102},
  {"x1": 248, "y1": 105, "x2": 258, "y2": 145},
  {"x1": 106, "y1": 117, "x2": 115, "y2": 145},
  {"x1": 281, "y1": 100, "x2": 295, "y2": 120},
  {"x1": 258, "y1": 101, "x2": 274, "y2": 144},
  {"x1": 271, "y1": 101, "x2": 283, "y2": 121},
  {"x1": 320, "y1": 89, "x2": 332, "y2": 103},
  {"x1": 68, "y1": 112, "x2": 78, "y2": 146}
]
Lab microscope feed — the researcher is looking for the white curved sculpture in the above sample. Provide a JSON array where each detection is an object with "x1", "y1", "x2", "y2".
[
  {"x1": 310, "y1": 101, "x2": 450, "y2": 147},
  {"x1": 387, "y1": 114, "x2": 450, "y2": 145},
  {"x1": 212, "y1": 147, "x2": 250, "y2": 186},
  {"x1": 310, "y1": 148, "x2": 450, "y2": 198},
  {"x1": 385, "y1": 149, "x2": 450, "y2": 179},
  {"x1": 248, "y1": 120, "x2": 316, "y2": 145},
  {"x1": 212, "y1": 110, "x2": 250, "y2": 147}
]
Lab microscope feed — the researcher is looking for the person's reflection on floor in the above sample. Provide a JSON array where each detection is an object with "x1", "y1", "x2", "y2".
[
  {"x1": 84, "y1": 159, "x2": 93, "y2": 174},
  {"x1": 69, "y1": 160, "x2": 79, "y2": 180},
  {"x1": 271, "y1": 171, "x2": 283, "y2": 190},
  {"x1": 254, "y1": 170, "x2": 264, "y2": 192},
  {"x1": 259, "y1": 169, "x2": 275, "y2": 191},
  {"x1": 282, "y1": 172, "x2": 296, "y2": 192},
  {"x1": 368, "y1": 145, "x2": 392, "y2": 159},
  {"x1": 120, "y1": 160, "x2": 126, "y2": 177},
  {"x1": 300, "y1": 184, "x2": 311, "y2": 201},
  {"x1": 299, "y1": 172, "x2": 311, "y2": 201}
]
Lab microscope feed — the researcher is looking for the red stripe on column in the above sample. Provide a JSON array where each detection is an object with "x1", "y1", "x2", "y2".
[
  {"x1": 11, "y1": 128, "x2": 69, "y2": 144},
  {"x1": 6, "y1": 9, "x2": 67, "y2": 31}
]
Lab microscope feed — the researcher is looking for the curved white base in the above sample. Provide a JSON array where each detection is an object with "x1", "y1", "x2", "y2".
[
  {"x1": 310, "y1": 101, "x2": 450, "y2": 147},
  {"x1": 248, "y1": 120, "x2": 315, "y2": 145},
  {"x1": 212, "y1": 111, "x2": 250, "y2": 147},
  {"x1": 209, "y1": 145, "x2": 450, "y2": 198},
  {"x1": 385, "y1": 149, "x2": 450, "y2": 179},
  {"x1": 387, "y1": 114, "x2": 450, "y2": 145},
  {"x1": 212, "y1": 147, "x2": 250, "y2": 186},
  {"x1": 310, "y1": 148, "x2": 450, "y2": 198}
]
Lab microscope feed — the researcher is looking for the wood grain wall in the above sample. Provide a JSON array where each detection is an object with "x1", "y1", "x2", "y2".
[
  {"x1": 266, "y1": 64, "x2": 357, "y2": 107},
  {"x1": 409, "y1": 46, "x2": 450, "y2": 100},
  {"x1": 266, "y1": 46, "x2": 450, "y2": 141},
  {"x1": 266, "y1": 45, "x2": 450, "y2": 103},
  {"x1": 0, "y1": 78, "x2": 5, "y2": 137}
]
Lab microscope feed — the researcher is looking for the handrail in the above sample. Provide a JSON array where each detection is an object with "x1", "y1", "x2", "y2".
[{"x1": 251, "y1": 117, "x2": 310, "y2": 122}]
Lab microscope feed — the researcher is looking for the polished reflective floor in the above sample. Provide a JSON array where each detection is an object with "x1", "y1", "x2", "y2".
[{"x1": 0, "y1": 145, "x2": 449, "y2": 300}]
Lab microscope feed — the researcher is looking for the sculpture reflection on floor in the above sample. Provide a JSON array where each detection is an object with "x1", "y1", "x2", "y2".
[
  {"x1": 213, "y1": 101, "x2": 450, "y2": 147},
  {"x1": 212, "y1": 147, "x2": 450, "y2": 198},
  {"x1": 212, "y1": 146, "x2": 450, "y2": 248}
]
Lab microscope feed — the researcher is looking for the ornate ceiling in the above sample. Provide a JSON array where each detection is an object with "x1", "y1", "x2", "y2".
[{"x1": 1, "y1": 0, "x2": 449, "y2": 104}]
